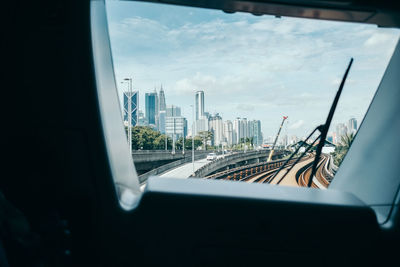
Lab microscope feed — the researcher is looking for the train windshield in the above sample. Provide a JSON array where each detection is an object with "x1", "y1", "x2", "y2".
[{"x1": 105, "y1": 0, "x2": 400, "y2": 189}]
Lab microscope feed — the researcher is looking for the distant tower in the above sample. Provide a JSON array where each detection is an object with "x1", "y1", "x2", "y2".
[
  {"x1": 158, "y1": 85, "x2": 167, "y2": 132},
  {"x1": 195, "y1": 90, "x2": 204, "y2": 121},
  {"x1": 209, "y1": 113, "x2": 223, "y2": 146},
  {"x1": 348, "y1": 117, "x2": 358, "y2": 134},
  {"x1": 123, "y1": 91, "x2": 138, "y2": 126},
  {"x1": 145, "y1": 92, "x2": 158, "y2": 126},
  {"x1": 159, "y1": 85, "x2": 166, "y2": 112}
]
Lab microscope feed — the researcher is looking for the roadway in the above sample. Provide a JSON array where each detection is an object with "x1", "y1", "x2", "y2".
[{"x1": 159, "y1": 158, "x2": 210, "y2": 178}]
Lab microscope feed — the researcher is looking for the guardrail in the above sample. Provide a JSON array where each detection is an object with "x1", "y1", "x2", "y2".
[
  {"x1": 132, "y1": 150, "x2": 211, "y2": 163},
  {"x1": 322, "y1": 155, "x2": 335, "y2": 182},
  {"x1": 191, "y1": 150, "x2": 286, "y2": 178},
  {"x1": 328, "y1": 155, "x2": 339, "y2": 174},
  {"x1": 207, "y1": 157, "x2": 298, "y2": 181},
  {"x1": 138, "y1": 153, "x2": 207, "y2": 184}
]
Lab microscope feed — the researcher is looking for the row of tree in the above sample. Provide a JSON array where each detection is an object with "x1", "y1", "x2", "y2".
[
  {"x1": 126, "y1": 126, "x2": 204, "y2": 150},
  {"x1": 125, "y1": 126, "x2": 261, "y2": 151}
]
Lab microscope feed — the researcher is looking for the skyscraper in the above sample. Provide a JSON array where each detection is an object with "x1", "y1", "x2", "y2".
[
  {"x1": 158, "y1": 110, "x2": 166, "y2": 134},
  {"x1": 166, "y1": 105, "x2": 181, "y2": 117},
  {"x1": 224, "y1": 120, "x2": 233, "y2": 146},
  {"x1": 158, "y1": 86, "x2": 166, "y2": 132},
  {"x1": 195, "y1": 90, "x2": 204, "y2": 121},
  {"x1": 145, "y1": 92, "x2": 158, "y2": 126},
  {"x1": 209, "y1": 113, "x2": 223, "y2": 146},
  {"x1": 252, "y1": 120, "x2": 262, "y2": 146},
  {"x1": 166, "y1": 117, "x2": 187, "y2": 140},
  {"x1": 123, "y1": 91, "x2": 138, "y2": 126},
  {"x1": 348, "y1": 117, "x2": 357, "y2": 134},
  {"x1": 233, "y1": 118, "x2": 241, "y2": 144},
  {"x1": 159, "y1": 85, "x2": 166, "y2": 112},
  {"x1": 336, "y1": 123, "x2": 348, "y2": 143},
  {"x1": 240, "y1": 118, "x2": 248, "y2": 140}
]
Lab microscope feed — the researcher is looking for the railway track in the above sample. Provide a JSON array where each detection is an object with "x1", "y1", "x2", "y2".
[
  {"x1": 208, "y1": 155, "x2": 312, "y2": 185},
  {"x1": 297, "y1": 154, "x2": 330, "y2": 188},
  {"x1": 205, "y1": 153, "x2": 333, "y2": 188}
]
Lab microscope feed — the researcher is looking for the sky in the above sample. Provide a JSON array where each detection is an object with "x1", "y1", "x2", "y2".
[{"x1": 105, "y1": 0, "x2": 399, "y2": 139}]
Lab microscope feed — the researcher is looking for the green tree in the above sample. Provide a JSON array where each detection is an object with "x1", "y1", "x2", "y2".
[
  {"x1": 176, "y1": 137, "x2": 184, "y2": 150},
  {"x1": 184, "y1": 137, "x2": 203, "y2": 150},
  {"x1": 332, "y1": 133, "x2": 355, "y2": 166},
  {"x1": 198, "y1": 131, "x2": 213, "y2": 150},
  {"x1": 127, "y1": 126, "x2": 165, "y2": 150},
  {"x1": 154, "y1": 134, "x2": 172, "y2": 150}
]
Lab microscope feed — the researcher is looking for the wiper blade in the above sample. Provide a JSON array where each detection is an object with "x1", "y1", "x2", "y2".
[{"x1": 308, "y1": 58, "x2": 354, "y2": 187}]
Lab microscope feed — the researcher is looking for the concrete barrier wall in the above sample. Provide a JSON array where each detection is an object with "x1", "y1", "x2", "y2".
[
  {"x1": 192, "y1": 150, "x2": 285, "y2": 178},
  {"x1": 132, "y1": 150, "x2": 210, "y2": 163},
  {"x1": 138, "y1": 153, "x2": 208, "y2": 184}
]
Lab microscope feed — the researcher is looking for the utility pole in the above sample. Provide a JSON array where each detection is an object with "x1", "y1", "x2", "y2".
[
  {"x1": 191, "y1": 104, "x2": 195, "y2": 175},
  {"x1": 182, "y1": 107, "x2": 185, "y2": 155},
  {"x1": 172, "y1": 118, "x2": 176, "y2": 155}
]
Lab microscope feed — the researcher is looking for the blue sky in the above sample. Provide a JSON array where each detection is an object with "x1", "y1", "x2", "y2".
[{"x1": 106, "y1": 1, "x2": 399, "y2": 139}]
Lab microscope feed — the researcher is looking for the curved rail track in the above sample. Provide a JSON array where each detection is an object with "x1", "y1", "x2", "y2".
[{"x1": 204, "y1": 153, "x2": 333, "y2": 188}]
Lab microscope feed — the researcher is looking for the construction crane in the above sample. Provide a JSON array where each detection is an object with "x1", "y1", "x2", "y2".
[{"x1": 267, "y1": 116, "x2": 288, "y2": 162}]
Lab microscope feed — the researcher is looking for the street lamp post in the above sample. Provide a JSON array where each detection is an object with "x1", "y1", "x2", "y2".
[
  {"x1": 172, "y1": 118, "x2": 176, "y2": 155},
  {"x1": 165, "y1": 134, "x2": 167, "y2": 151},
  {"x1": 182, "y1": 107, "x2": 185, "y2": 155},
  {"x1": 191, "y1": 104, "x2": 195, "y2": 175}
]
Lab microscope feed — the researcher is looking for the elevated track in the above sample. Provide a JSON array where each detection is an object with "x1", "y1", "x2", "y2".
[{"x1": 204, "y1": 153, "x2": 333, "y2": 188}]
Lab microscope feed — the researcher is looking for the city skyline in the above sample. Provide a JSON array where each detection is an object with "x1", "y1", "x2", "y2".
[
  {"x1": 108, "y1": 1, "x2": 399, "y2": 138},
  {"x1": 123, "y1": 86, "x2": 265, "y2": 147}
]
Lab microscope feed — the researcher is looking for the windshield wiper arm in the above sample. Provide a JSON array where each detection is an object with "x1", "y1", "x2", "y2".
[{"x1": 308, "y1": 58, "x2": 353, "y2": 187}]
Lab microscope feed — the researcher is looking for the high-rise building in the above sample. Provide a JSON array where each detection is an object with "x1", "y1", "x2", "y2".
[
  {"x1": 123, "y1": 91, "x2": 138, "y2": 126},
  {"x1": 183, "y1": 119, "x2": 188, "y2": 138},
  {"x1": 252, "y1": 120, "x2": 262, "y2": 146},
  {"x1": 209, "y1": 113, "x2": 224, "y2": 146},
  {"x1": 159, "y1": 85, "x2": 166, "y2": 112},
  {"x1": 248, "y1": 121, "x2": 254, "y2": 140},
  {"x1": 224, "y1": 120, "x2": 233, "y2": 146},
  {"x1": 336, "y1": 123, "x2": 348, "y2": 143},
  {"x1": 158, "y1": 86, "x2": 167, "y2": 132},
  {"x1": 145, "y1": 92, "x2": 158, "y2": 126},
  {"x1": 233, "y1": 118, "x2": 241, "y2": 144},
  {"x1": 348, "y1": 117, "x2": 357, "y2": 134},
  {"x1": 158, "y1": 110, "x2": 166, "y2": 134},
  {"x1": 240, "y1": 118, "x2": 248, "y2": 141},
  {"x1": 166, "y1": 117, "x2": 187, "y2": 140},
  {"x1": 166, "y1": 105, "x2": 181, "y2": 117},
  {"x1": 195, "y1": 117, "x2": 209, "y2": 136},
  {"x1": 195, "y1": 91, "x2": 205, "y2": 121}
]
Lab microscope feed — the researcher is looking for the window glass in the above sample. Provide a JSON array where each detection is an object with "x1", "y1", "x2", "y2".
[{"x1": 106, "y1": 0, "x2": 400, "y2": 188}]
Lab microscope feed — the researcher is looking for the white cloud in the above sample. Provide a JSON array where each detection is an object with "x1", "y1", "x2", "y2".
[
  {"x1": 107, "y1": 4, "x2": 400, "y2": 137},
  {"x1": 236, "y1": 104, "x2": 255, "y2": 112},
  {"x1": 289, "y1": 120, "x2": 305, "y2": 130},
  {"x1": 364, "y1": 32, "x2": 397, "y2": 47}
]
